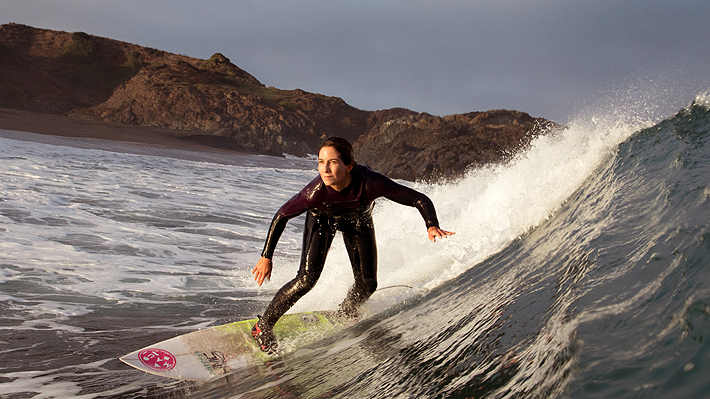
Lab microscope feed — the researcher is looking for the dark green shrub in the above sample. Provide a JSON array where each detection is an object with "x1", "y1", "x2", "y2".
[
  {"x1": 280, "y1": 101, "x2": 301, "y2": 112},
  {"x1": 60, "y1": 32, "x2": 97, "y2": 63}
]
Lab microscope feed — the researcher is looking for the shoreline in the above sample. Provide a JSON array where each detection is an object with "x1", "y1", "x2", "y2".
[
  {"x1": 0, "y1": 108, "x2": 308, "y2": 167},
  {"x1": 0, "y1": 108, "x2": 244, "y2": 151}
]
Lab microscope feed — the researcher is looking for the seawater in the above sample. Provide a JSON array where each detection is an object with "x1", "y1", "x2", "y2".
[{"x1": 1, "y1": 92, "x2": 709, "y2": 398}]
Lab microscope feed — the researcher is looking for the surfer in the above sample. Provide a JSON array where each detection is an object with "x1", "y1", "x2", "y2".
[{"x1": 251, "y1": 137, "x2": 454, "y2": 353}]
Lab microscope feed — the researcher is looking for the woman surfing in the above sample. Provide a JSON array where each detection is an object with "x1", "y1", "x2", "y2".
[{"x1": 252, "y1": 137, "x2": 454, "y2": 352}]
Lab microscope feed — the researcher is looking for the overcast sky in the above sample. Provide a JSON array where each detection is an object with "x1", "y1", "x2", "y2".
[{"x1": 2, "y1": 0, "x2": 709, "y2": 124}]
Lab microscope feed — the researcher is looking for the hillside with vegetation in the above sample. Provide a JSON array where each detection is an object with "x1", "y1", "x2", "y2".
[{"x1": 0, "y1": 23, "x2": 558, "y2": 181}]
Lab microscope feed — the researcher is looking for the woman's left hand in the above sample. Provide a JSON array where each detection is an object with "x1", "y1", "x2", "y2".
[{"x1": 428, "y1": 226, "x2": 455, "y2": 242}]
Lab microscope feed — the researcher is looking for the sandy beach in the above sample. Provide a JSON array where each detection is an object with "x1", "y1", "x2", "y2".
[
  {"x1": 0, "y1": 108, "x2": 282, "y2": 166},
  {"x1": 0, "y1": 108, "x2": 231, "y2": 149}
]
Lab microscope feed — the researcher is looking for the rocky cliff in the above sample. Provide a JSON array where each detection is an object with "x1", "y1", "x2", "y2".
[
  {"x1": 354, "y1": 109, "x2": 556, "y2": 181},
  {"x1": 0, "y1": 23, "x2": 559, "y2": 181}
]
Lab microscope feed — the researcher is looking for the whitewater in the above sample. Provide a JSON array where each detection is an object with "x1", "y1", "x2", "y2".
[{"x1": 1, "y1": 92, "x2": 709, "y2": 398}]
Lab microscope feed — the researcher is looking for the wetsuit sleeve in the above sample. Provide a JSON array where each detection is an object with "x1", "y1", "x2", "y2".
[
  {"x1": 366, "y1": 170, "x2": 440, "y2": 229},
  {"x1": 260, "y1": 184, "x2": 313, "y2": 259}
]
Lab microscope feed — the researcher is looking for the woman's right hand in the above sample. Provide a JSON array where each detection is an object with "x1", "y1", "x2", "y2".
[{"x1": 252, "y1": 257, "x2": 273, "y2": 286}]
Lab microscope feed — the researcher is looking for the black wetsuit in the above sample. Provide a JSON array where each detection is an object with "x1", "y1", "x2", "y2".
[{"x1": 259, "y1": 164, "x2": 439, "y2": 329}]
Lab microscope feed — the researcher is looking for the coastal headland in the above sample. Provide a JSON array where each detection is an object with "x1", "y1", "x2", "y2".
[{"x1": 0, "y1": 23, "x2": 559, "y2": 181}]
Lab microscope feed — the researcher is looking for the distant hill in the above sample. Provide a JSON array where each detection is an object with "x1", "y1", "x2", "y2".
[{"x1": 0, "y1": 23, "x2": 558, "y2": 181}]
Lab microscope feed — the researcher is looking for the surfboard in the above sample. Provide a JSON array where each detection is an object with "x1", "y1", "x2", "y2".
[{"x1": 120, "y1": 311, "x2": 346, "y2": 381}]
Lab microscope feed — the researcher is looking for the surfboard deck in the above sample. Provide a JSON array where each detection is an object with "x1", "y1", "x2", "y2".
[{"x1": 120, "y1": 311, "x2": 347, "y2": 381}]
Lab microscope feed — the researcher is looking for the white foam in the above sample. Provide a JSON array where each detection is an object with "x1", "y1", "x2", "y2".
[
  {"x1": 289, "y1": 92, "x2": 657, "y2": 314},
  {"x1": 0, "y1": 359, "x2": 146, "y2": 399}
]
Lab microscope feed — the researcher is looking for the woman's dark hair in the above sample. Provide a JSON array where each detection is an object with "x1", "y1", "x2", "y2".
[{"x1": 319, "y1": 137, "x2": 356, "y2": 165}]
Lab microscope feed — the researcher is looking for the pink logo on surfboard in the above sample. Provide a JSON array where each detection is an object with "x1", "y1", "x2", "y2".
[{"x1": 138, "y1": 348, "x2": 176, "y2": 372}]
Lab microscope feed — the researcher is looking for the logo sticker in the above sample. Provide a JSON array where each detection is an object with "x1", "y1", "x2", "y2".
[{"x1": 138, "y1": 348, "x2": 177, "y2": 372}]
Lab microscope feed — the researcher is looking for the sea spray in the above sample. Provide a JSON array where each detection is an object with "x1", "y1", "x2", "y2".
[{"x1": 289, "y1": 99, "x2": 649, "y2": 314}]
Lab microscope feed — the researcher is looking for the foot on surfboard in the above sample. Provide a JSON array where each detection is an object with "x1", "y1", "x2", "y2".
[
  {"x1": 251, "y1": 318, "x2": 277, "y2": 354},
  {"x1": 336, "y1": 304, "x2": 361, "y2": 320}
]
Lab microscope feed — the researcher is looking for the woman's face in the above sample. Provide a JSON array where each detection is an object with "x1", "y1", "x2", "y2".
[{"x1": 318, "y1": 146, "x2": 353, "y2": 191}]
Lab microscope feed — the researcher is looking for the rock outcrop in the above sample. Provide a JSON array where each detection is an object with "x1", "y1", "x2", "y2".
[
  {"x1": 68, "y1": 60, "x2": 369, "y2": 156},
  {"x1": 0, "y1": 23, "x2": 559, "y2": 181},
  {"x1": 354, "y1": 110, "x2": 557, "y2": 181}
]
